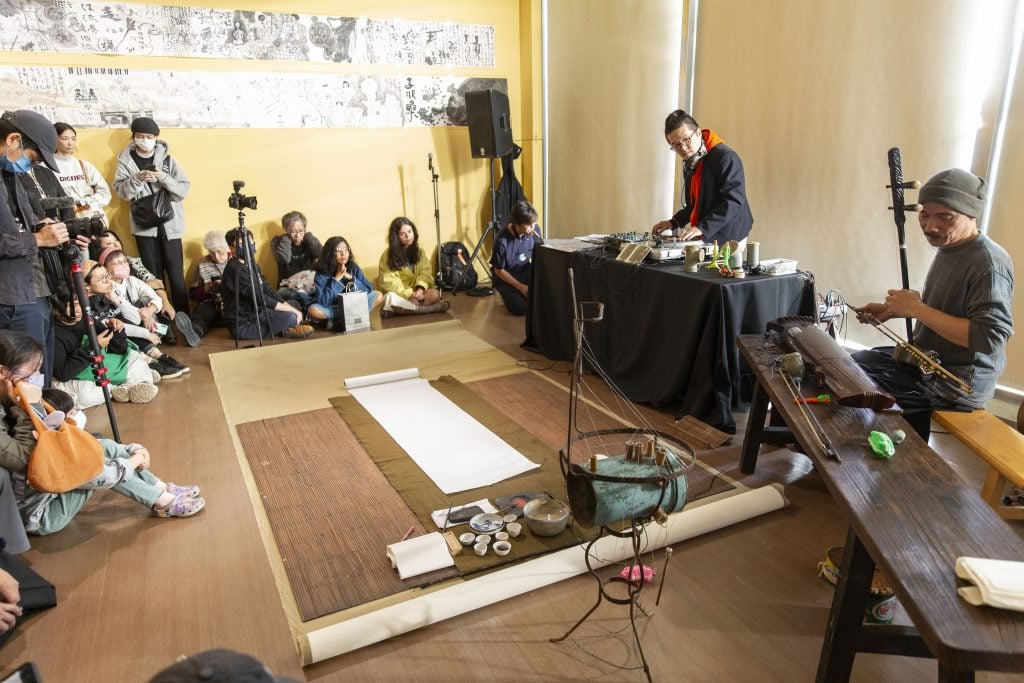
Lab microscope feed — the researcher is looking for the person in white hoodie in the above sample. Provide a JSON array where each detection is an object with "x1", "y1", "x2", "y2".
[
  {"x1": 112, "y1": 117, "x2": 190, "y2": 315},
  {"x1": 52, "y1": 122, "x2": 111, "y2": 224}
]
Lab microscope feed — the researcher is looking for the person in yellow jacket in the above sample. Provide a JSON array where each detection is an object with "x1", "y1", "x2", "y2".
[{"x1": 377, "y1": 216, "x2": 450, "y2": 316}]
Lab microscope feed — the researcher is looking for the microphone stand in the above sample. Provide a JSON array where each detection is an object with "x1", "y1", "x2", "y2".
[
  {"x1": 429, "y1": 153, "x2": 442, "y2": 287},
  {"x1": 453, "y1": 155, "x2": 500, "y2": 295}
]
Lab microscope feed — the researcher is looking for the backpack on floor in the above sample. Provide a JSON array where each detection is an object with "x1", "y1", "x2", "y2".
[{"x1": 438, "y1": 241, "x2": 478, "y2": 291}]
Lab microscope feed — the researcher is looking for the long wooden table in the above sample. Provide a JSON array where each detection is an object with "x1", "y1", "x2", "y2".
[{"x1": 737, "y1": 333, "x2": 1024, "y2": 681}]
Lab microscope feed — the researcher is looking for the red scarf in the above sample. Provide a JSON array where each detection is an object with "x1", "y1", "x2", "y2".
[{"x1": 688, "y1": 129, "x2": 724, "y2": 227}]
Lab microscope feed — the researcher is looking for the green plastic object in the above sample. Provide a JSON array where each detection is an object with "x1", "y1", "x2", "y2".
[{"x1": 869, "y1": 431, "x2": 895, "y2": 459}]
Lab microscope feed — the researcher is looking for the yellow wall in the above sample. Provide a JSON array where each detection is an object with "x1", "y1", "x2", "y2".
[{"x1": 1, "y1": 0, "x2": 537, "y2": 284}]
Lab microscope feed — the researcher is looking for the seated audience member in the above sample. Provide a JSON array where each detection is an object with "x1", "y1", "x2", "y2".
[
  {"x1": 83, "y1": 259, "x2": 186, "y2": 378},
  {"x1": 272, "y1": 210, "x2": 322, "y2": 308},
  {"x1": 186, "y1": 230, "x2": 231, "y2": 339},
  {"x1": 853, "y1": 169, "x2": 1014, "y2": 440},
  {"x1": 378, "y1": 217, "x2": 449, "y2": 316},
  {"x1": 308, "y1": 236, "x2": 381, "y2": 331},
  {"x1": 41, "y1": 387, "x2": 86, "y2": 430},
  {"x1": 221, "y1": 229, "x2": 313, "y2": 340},
  {"x1": 52, "y1": 122, "x2": 112, "y2": 224},
  {"x1": 0, "y1": 331, "x2": 205, "y2": 533},
  {"x1": 490, "y1": 200, "x2": 543, "y2": 316},
  {"x1": 50, "y1": 296, "x2": 160, "y2": 406},
  {"x1": 89, "y1": 229, "x2": 198, "y2": 344}
]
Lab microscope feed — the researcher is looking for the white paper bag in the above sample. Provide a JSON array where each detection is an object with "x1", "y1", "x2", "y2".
[{"x1": 341, "y1": 289, "x2": 370, "y2": 332}]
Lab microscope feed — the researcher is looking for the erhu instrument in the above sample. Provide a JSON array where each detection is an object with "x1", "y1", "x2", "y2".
[{"x1": 886, "y1": 147, "x2": 922, "y2": 343}]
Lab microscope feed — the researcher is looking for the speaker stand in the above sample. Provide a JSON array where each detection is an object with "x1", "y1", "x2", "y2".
[{"x1": 453, "y1": 156, "x2": 500, "y2": 295}]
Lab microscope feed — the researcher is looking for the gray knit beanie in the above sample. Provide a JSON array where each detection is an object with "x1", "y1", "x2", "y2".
[{"x1": 918, "y1": 168, "x2": 986, "y2": 218}]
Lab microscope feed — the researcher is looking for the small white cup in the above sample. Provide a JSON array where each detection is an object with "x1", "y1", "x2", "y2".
[
  {"x1": 494, "y1": 532, "x2": 509, "y2": 542},
  {"x1": 493, "y1": 540, "x2": 511, "y2": 556},
  {"x1": 475, "y1": 534, "x2": 490, "y2": 545},
  {"x1": 502, "y1": 514, "x2": 518, "y2": 524},
  {"x1": 459, "y1": 532, "x2": 476, "y2": 547},
  {"x1": 506, "y1": 522, "x2": 522, "y2": 538},
  {"x1": 474, "y1": 542, "x2": 488, "y2": 556}
]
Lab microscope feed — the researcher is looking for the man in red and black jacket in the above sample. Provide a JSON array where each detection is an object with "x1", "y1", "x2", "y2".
[{"x1": 652, "y1": 110, "x2": 753, "y2": 246}]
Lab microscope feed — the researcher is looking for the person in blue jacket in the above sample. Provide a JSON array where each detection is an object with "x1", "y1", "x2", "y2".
[{"x1": 307, "y1": 236, "x2": 381, "y2": 331}]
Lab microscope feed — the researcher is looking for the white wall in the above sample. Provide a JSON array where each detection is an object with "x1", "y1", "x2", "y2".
[
  {"x1": 691, "y1": 0, "x2": 1018, "y2": 388},
  {"x1": 547, "y1": 0, "x2": 684, "y2": 235}
]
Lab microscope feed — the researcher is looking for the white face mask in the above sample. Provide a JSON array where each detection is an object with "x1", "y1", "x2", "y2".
[
  {"x1": 134, "y1": 137, "x2": 156, "y2": 152},
  {"x1": 71, "y1": 411, "x2": 87, "y2": 429},
  {"x1": 17, "y1": 373, "x2": 44, "y2": 404}
]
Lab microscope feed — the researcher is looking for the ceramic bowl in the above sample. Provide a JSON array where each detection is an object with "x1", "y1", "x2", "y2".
[
  {"x1": 475, "y1": 534, "x2": 491, "y2": 545},
  {"x1": 493, "y1": 540, "x2": 512, "y2": 556},
  {"x1": 459, "y1": 532, "x2": 476, "y2": 547},
  {"x1": 523, "y1": 498, "x2": 571, "y2": 537},
  {"x1": 473, "y1": 542, "x2": 488, "y2": 556},
  {"x1": 506, "y1": 522, "x2": 522, "y2": 538},
  {"x1": 494, "y1": 532, "x2": 509, "y2": 542}
]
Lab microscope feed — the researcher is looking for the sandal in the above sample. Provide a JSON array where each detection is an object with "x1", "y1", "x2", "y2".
[
  {"x1": 165, "y1": 482, "x2": 200, "y2": 498},
  {"x1": 152, "y1": 492, "x2": 206, "y2": 518}
]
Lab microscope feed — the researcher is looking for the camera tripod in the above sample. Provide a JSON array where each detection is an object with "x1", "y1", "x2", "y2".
[
  {"x1": 231, "y1": 209, "x2": 275, "y2": 350},
  {"x1": 451, "y1": 156, "x2": 499, "y2": 295},
  {"x1": 37, "y1": 188, "x2": 121, "y2": 441},
  {"x1": 65, "y1": 246, "x2": 122, "y2": 442}
]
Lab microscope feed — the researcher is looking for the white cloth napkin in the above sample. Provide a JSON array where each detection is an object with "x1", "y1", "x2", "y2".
[
  {"x1": 386, "y1": 532, "x2": 455, "y2": 580},
  {"x1": 955, "y1": 556, "x2": 1024, "y2": 612}
]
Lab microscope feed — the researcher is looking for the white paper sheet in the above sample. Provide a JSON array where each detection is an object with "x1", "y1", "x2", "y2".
[
  {"x1": 385, "y1": 532, "x2": 455, "y2": 580},
  {"x1": 305, "y1": 484, "x2": 789, "y2": 664},
  {"x1": 346, "y1": 369, "x2": 539, "y2": 493}
]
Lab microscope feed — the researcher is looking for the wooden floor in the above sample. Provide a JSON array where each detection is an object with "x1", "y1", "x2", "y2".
[{"x1": 7, "y1": 293, "x2": 1024, "y2": 682}]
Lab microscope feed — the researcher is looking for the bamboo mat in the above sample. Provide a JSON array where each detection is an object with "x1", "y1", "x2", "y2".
[{"x1": 236, "y1": 408, "x2": 459, "y2": 622}]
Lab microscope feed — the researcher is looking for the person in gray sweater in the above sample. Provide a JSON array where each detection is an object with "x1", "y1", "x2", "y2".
[{"x1": 854, "y1": 168, "x2": 1014, "y2": 439}]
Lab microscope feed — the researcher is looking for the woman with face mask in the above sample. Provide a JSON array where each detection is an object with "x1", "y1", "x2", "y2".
[{"x1": 112, "y1": 117, "x2": 191, "y2": 316}]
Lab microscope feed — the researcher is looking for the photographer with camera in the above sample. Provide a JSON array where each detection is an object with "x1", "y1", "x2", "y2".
[
  {"x1": 113, "y1": 117, "x2": 191, "y2": 314},
  {"x1": 0, "y1": 109, "x2": 91, "y2": 383}
]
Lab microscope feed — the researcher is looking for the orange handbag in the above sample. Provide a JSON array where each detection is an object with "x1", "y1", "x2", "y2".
[{"x1": 14, "y1": 384, "x2": 104, "y2": 494}]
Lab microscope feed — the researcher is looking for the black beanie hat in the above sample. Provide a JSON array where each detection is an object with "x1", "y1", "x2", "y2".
[
  {"x1": 130, "y1": 117, "x2": 160, "y2": 136},
  {"x1": 918, "y1": 169, "x2": 986, "y2": 219}
]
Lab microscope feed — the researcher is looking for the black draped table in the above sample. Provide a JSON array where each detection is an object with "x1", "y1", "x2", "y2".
[{"x1": 523, "y1": 243, "x2": 814, "y2": 432}]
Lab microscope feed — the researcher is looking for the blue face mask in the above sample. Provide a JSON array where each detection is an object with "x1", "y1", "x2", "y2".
[{"x1": 0, "y1": 153, "x2": 32, "y2": 173}]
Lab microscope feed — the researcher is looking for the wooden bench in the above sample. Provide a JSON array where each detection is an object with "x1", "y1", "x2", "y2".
[{"x1": 933, "y1": 410, "x2": 1024, "y2": 521}]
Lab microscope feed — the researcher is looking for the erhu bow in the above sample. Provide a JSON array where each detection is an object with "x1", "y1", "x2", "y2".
[{"x1": 847, "y1": 304, "x2": 974, "y2": 397}]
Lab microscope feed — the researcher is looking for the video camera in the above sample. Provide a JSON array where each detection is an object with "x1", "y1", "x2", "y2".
[
  {"x1": 38, "y1": 196, "x2": 106, "y2": 241},
  {"x1": 227, "y1": 180, "x2": 257, "y2": 211}
]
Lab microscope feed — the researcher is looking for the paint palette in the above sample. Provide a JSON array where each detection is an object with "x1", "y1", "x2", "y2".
[{"x1": 468, "y1": 513, "x2": 505, "y2": 534}]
